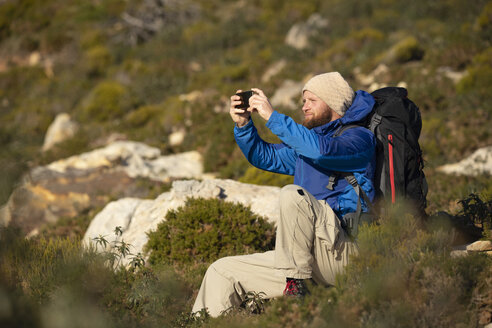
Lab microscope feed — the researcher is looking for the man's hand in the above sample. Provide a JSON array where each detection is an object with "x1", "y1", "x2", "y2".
[
  {"x1": 229, "y1": 90, "x2": 251, "y2": 128},
  {"x1": 249, "y1": 88, "x2": 274, "y2": 122}
]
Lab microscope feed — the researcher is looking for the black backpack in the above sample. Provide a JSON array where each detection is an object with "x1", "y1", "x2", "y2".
[{"x1": 333, "y1": 87, "x2": 428, "y2": 234}]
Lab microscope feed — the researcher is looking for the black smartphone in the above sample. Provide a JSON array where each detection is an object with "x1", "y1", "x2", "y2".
[{"x1": 235, "y1": 90, "x2": 254, "y2": 109}]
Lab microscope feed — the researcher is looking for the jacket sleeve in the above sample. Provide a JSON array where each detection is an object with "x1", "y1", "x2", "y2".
[
  {"x1": 234, "y1": 120, "x2": 297, "y2": 175},
  {"x1": 265, "y1": 111, "x2": 376, "y2": 172}
]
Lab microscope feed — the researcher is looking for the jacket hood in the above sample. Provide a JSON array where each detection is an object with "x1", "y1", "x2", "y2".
[
  {"x1": 340, "y1": 90, "x2": 375, "y2": 125},
  {"x1": 313, "y1": 90, "x2": 375, "y2": 134}
]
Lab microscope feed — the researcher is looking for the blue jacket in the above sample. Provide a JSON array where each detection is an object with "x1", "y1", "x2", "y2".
[{"x1": 234, "y1": 90, "x2": 377, "y2": 218}]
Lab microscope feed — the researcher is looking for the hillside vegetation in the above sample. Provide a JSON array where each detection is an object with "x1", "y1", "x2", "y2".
[
  {"x1": 0, "y1": 0, "x2": 491, "y2": 210},
  {"x1": 0, "y1": 0, "x2": 491, "y2": 327}
]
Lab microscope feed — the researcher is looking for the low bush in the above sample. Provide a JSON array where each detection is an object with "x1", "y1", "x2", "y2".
[
  {"x1": 78, "y1": 81, "x2": 137, "y2": 123},
  {"x1": 124, "y1": 104, "x2": 161, "y2": 128},
  {"x1": 456, "y1": 47, "x2": 492, "y2": 100},
  {"x1": 392, "y1": 36, "x2": 425, "y2": 63},
  {"x1": 84, "y1": 45, "x2": 113, "y2": 77},
  {"x1": 0, "y1": 226, "x2": 192, "y2": 328},
  {"x1": 145, "y1": 197, "x2": 275, "y2": 267}
]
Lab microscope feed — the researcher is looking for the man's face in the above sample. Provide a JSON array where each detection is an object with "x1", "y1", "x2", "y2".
[{"x1": 301, "y1": 90, "x2": 333, "y2": 129}]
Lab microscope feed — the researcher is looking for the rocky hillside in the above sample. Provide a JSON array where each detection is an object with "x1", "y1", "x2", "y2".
[
  {"x1": 0, "y1": 0, "x2": 491, "y2": 327},
  {"x1": 1, "y1": 0, "x2": 491, "y2": 214}
]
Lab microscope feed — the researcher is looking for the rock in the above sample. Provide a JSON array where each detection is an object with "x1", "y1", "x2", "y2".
[
  {"x1": 91, "y1": 132, "x2": 127, "y2": 148},
  {"x1": 45, "y1": 141, "x2": 202, "y2": 181},
  {"x1": 1, "y1": 141, "x2": 204, "y2": 233},
  {"x1": 451, "y1": 240, "x2": 492, "y2": 258},
  {"x1": 437, "y1": 146, "x2": 492, "y2": 176},
  {"x1": 120, "y1": 0, "x2": 200, "y2": 45},
  {"x1": 270, "y1": 80, "x2": 304, "y2": 110},
  {"x1": 353, "y1": 64, "x2": 389, "y2": 87},
  {"x1": 83, "y1": 179, "x2": 281, "y2": 265},
  {"x1": 397, "y1": 81, "x2": 408, "y2": 89},
  {"x1": 168, "y1": 128, "x2": 186, "y2": 147},
  {"x1": 285, "y1": 13, "x2": 329, "y2": 50},
  {"x1": 367, "y1": 82, "x2": 388, "y2": 93},
  {"x1": 188, "y1": 61, "x2": 202, "y2": 72},
  {"x1": 466, "y1": 240, "x2": 492, "y2": 252},
  {"x1": 261, "y1": 59, "x2": 287, "y2": 83},
  {"x1": 480, "y1": 311, "x2": 492, "y2": 326},
  {"x1": 437, "y1": 66, "x2": 466, "y2": 84},
  {"x1": 29, "y1": 52, "x2": 41, "y2": 66},
  {"x1": 179, "y1": 90, "x2": 203, "y2": 102},
  {"x1": 84, "y1": 198, "x2": 145, "y2": 249},
  {"x1": 42, "y1": 113, "x2": 79, "y2": 152},
  {"x1": 450, "y1": 249, "x2": 468, "y2": 258}
]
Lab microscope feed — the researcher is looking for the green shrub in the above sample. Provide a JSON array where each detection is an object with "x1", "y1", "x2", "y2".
[
  {"x1": 457, "y1": 193, "x2": 492, "y2": 239},
  {"x1": 85, "y1": 45, "x2": 113, "y2": 77},
  {"x1": 145, "y1": 197, "x2": 275, "y2": 266},
  {"x1": 392, "y1": 36, "x2": 425, "y2": 63},
  {"x1": 456, "y1": 47, "x2": 492, "y2": 96},
  {"x1": 80, "y1": 29, "x2": 106, "y2": 49},
  {"x1": 477, "y1": 1, "x2": 492, "y2": 42},
  {"x1": 124, "y1": 104, "x2": 161, "y2": 127},
  {"x1": 78, "y1": 81, "x2": 137, "y2": 122}
]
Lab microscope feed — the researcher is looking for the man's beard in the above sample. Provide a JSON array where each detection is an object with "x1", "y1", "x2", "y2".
[{"x1": 302, "y1": 110, "x2": 332, "y2": 129}]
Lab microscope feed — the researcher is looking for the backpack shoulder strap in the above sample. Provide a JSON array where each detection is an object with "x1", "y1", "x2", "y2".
[
  {"x1": 329, "y1": 125, "x2": 376, "y2": 218},
  {"x1": 334, "y1": 124, "x2": 359, "y2": 137}
]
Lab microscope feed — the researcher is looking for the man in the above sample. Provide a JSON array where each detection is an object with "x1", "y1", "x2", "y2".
[{"x1": 192, "y1": 72, "x2": 376, "y2": 317}]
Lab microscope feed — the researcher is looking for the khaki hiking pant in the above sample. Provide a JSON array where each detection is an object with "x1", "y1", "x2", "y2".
[{"x1": 192, "y1": 184, "x2": 358, "y2": 317}]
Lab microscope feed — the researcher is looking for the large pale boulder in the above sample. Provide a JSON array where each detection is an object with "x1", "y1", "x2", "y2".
[
  {"x1": 83, "y1": 179, "x2": 281, "y2": 264},
  {"x1": 42, "y1": 113, "x2": 79, "y2": 152},
  {"x1": 437, "y1": 146, "x2": 492, "y2": 176},
  {"x1": 45, "y1": 141, "x2": 202, "y2": 181},
  {"x1": 285, "y1": 13, "x2": 329, "y2": 50},
  {"x1": 1, "y1": 141, "x2": 204, "y2": 233},
  {"x1": 270, "y1": 80, "x2": 304, "y2": 110}
]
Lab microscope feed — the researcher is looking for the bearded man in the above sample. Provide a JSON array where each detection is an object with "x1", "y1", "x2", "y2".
[{"x1": 192, "y1": 72, "x2": 376, "y2": 317}]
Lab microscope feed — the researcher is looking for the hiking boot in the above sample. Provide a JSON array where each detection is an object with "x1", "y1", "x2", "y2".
[{"x1": 283, "y1": 278, "x2": 309, "y2": 297}]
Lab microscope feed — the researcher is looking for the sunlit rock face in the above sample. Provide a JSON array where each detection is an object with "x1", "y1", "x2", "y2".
[
  {"x1": 83, "y1": 179, "x2": 281, "y2": 264},
  {"x1": 0, "y1": 141, "x2": 203, "y2": 234},
  {"x1": 437, "y1": 146, "x2": 492, "y2": 176}
]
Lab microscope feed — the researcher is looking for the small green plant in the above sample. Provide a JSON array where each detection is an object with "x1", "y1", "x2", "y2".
[
  {"x1": 92, "y1": 226, "x2": 144, "y2": 270},
  {"x1": 241, "y1": 291, "x2": 268, "y2": 315},
  {"x1": 145, "y1": 197, "x2": 276, "y2": 266},
  {"x1": 458, "y1": 193, "x2": 492, "y2": 239}
]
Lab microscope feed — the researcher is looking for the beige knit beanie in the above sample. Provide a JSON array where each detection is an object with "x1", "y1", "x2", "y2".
[{"x1": 302, "y1": 72, "x2": 355, "y2": 117}]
